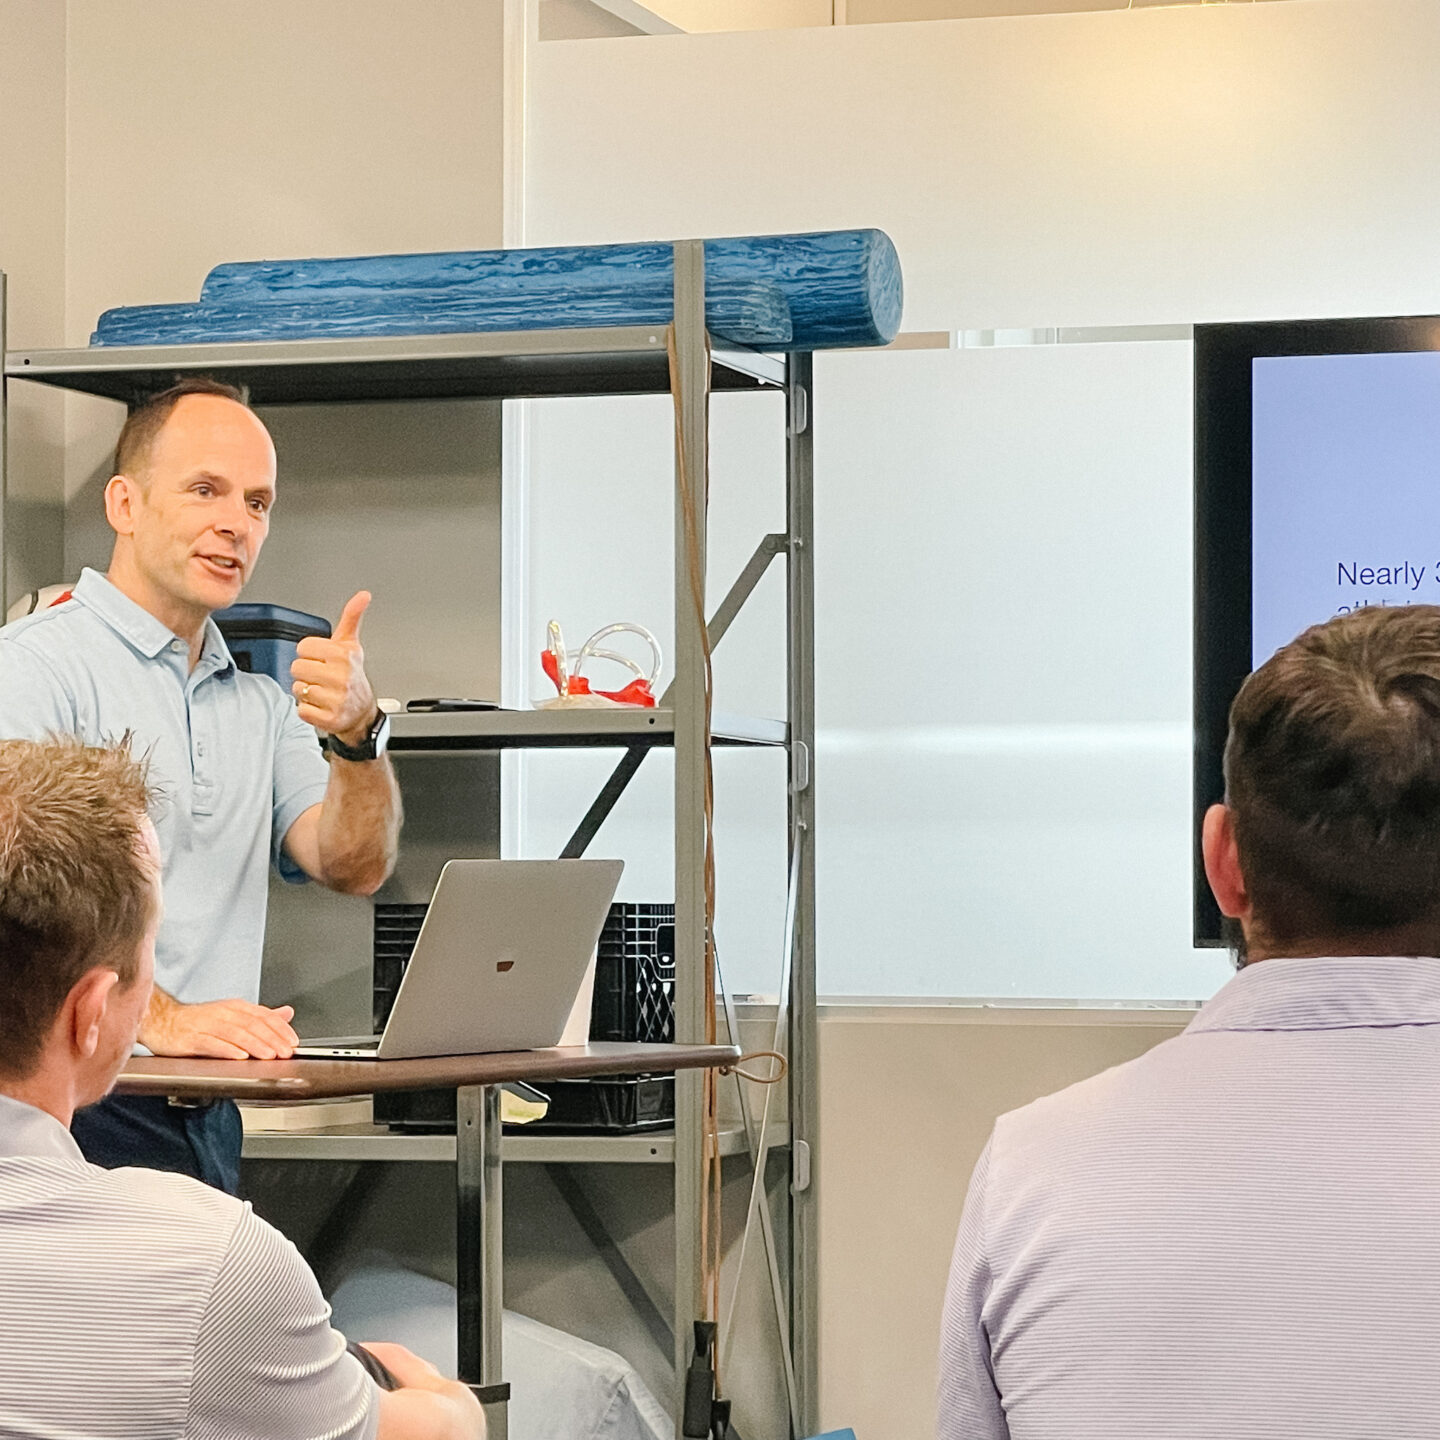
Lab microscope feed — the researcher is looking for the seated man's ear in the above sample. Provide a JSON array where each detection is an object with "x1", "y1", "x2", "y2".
[
  {"x1": 67, "y1": 968, "x2": 122, "y2": 1060},
  {"x1": 1202, "y1": 803, "x2": 1250, "y2": 921}
]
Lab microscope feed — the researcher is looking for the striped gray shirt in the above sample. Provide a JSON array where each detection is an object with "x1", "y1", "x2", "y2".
[
  {"x1": 0, "y1": 1094, "x2": 377, "y2": 1440},
  {"x1": 939, "y1": 956, "x2": 1440, "y2": 1440}
]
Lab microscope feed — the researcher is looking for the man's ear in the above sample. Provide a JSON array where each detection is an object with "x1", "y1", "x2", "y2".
[
  {"x1": 1202, "y1": 803, "x2": 1251, "y2": 920},
  {"x1": 103, "y1": 474, "x2": 140, "y2": 538},
  {"x1": 66, "y1": 968, "x2": 122, "y2": 1060}
]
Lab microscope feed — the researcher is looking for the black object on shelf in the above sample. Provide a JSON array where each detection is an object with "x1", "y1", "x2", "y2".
[
  {"x1": 526, "y1": 901, "x2": 676, "y2": 1133},
  {"x1": 591, "y1": 903, "x2": 675, "y2": 1045},
  {"x1": 404, "y1": 698, "x2": 502, "y2": 712},
  {"x1": 529, "y1": 1074, "x2": 675, "y2": 1133},
  {"x1": 373, "y1": 900, "x2": 679, "y2": 1133},
  {"x1": 372, "y1": 902, "x2": 447, "y2": 1129},
  {"x1": 214, "y1": 602, "x2": 330, "y2": 684},
  {"x1": 372, "y1": 903, "x2": 429, "y2": 1035}
]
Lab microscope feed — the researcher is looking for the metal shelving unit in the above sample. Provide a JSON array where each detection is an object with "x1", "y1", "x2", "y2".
[{"x1": 0, "y1": 242, "x2": 818, "y2": 1436}]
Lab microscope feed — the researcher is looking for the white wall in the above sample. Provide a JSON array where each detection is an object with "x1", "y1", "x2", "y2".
[
  {"x1": 528, "y1": 0, "x2": 1440, "y2": 329},
  {"x1": 522, "y1": 3, "x2": 1440, "y2": 1431},
  {"x1": 524, "y1": 0, "x2": 1440, "y2": 1002}
]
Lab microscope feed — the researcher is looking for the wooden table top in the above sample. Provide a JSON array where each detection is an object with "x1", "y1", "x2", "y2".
[{"x1": 116, "y1": 1041, "x2": 740, "y2": 1102}]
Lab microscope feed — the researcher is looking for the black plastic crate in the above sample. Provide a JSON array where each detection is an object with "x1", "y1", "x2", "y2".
[
  {"x1": 372, "y1": 902, "x2": 446, "y2": 1128},
  {"x1": 526, "y1": 902, "x2": 677, "y2": 1132},
  {"x1": 373, "y1": 903, "x2": 428, "y2": 1034},
  {"x1": 591, "y1": 903, "x2": 675, "y2": 1045},
  {"x1": 373, "y1": 899, "x2": 679, "y2": 1132},
  {"x1": 532, "y1": 1074, "x2": 675, "y2": 1133}
]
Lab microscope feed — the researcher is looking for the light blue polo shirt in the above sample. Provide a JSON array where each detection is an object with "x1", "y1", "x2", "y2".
[{"x1": 0, "y1": 568, "x2": 330, "y2": 1004}]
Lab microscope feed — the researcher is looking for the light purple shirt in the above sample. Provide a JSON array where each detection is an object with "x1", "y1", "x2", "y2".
[{"x1": 939, "y1": 956, "x2": 1440, "y2": 1440}]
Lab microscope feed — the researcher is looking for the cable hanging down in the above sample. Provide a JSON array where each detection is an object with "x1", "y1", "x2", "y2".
[{"x1": 667, "y1": 318, "x2": 724, "y2": 1365}]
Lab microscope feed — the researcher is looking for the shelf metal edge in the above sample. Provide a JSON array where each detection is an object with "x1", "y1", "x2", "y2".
[
  {"x1": 6, "y1": 331, "x2": 786, "y2": 390},
  {"x1": 388, "y1": 708, "x2": 787, "y2": 750},
  {"x1": 8, "y1": 327, "x2": 670, "y2": 374},
  {"x1": 241, "y1": 1121, "x2": 790, "y2": 1165},
  {"x1": 712, "y1": 347, "x2": 786, "y2": 387}
]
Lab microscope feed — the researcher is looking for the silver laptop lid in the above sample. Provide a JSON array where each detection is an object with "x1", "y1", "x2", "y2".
[{"x1": 377, "y1": 857, "x2": 623, "y2": 1060}]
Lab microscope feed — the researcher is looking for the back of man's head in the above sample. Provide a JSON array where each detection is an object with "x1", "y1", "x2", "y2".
[
  {"x1": 0, "y1": 739, "x2": 154, "y2": 1079},
  {"x1": 1226, "y1": 604, "x2": 1440, "y2": 950}
]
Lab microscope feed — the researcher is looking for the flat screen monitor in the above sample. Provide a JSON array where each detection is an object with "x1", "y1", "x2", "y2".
[{"x1": 1194, "y1": 315, "x2": 1440, "y2": 945}]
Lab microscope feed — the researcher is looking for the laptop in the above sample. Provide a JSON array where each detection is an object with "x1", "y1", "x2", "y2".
[{"x1": 295, "y1": 858, "x2": 623, "y2": 1059}]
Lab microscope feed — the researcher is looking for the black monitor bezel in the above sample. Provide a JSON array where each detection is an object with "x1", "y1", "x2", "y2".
[{"x1": 1193, "y1": 314, "x2": 1440, "y2": 946}]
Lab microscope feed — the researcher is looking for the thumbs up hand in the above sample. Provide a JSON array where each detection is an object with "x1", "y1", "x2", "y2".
[{"x1": 291, "y1": 590, "x2": 379, "y2": 744}]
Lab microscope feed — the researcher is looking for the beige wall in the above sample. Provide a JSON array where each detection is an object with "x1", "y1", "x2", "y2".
[
  {"x1": 64, "y1": 0, "x2": 503, "y2": 336},
  {"x1": 60, "y1": 0, "x2": 507, "y2": 514},
  {"x1": 53, "y1": 0, "x2": 512, "y2": 1029},
  {"x1": 818, "y1": 1007, "x2": 1191, "y2": 1439},
  {"x1": 0, "y1": 0, "x2": 66, "y2": 604},
  {"x1": 0, "y1": 1, "x2": 65, "y2": 348}
]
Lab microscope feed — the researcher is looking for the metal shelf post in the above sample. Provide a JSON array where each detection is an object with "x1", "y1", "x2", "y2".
[
  {"x1": 671, "y1": 238, "x2": 709, "y2": 1418},
  {"x1": 786, "y1": 352, "x2": 818, "y2": 1435},
  {"x1": 456, "y1": 1085, "x2": 507, "y2": 1435}
]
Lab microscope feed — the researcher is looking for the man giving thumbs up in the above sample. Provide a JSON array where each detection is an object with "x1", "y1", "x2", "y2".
[
  {"x1": 283, "y1": 588, "x2": 403, "y2": 893},
  {"x1": 0, "y1": 379, "x2": 402, "y2": 1192}
]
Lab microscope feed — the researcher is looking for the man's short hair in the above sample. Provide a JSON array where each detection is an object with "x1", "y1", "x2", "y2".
[
  {"x1": 0, "y1": 738, "x2": 155, "y2": 1078},
  {"x1": 1226, "y1": 604, "x2": 1440, "y2": 944},
  {"x1": 113, "y1": 377, "x2": 252, "y2": 484}
]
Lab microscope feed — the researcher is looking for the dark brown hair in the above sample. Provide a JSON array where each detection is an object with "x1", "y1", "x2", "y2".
[
  {"x1": 1226, "y1": 604, "x2": 1440, "y2": 946},
  {"x1": 113, "y1": 376, "x2": 251, "y2": 483},
  {"x1": 0, "y1": 738, "x2": 155, "y2": 1078}
]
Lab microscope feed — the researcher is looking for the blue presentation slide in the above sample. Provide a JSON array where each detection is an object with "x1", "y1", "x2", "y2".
[{"x1": 1252, "y1": 350, "x2": 1440, "y2": 665}]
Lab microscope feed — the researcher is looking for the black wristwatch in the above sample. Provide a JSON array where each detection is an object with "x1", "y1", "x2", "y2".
[{"x1": 324, "y1": 708, "x2": 391, "y2": 761}]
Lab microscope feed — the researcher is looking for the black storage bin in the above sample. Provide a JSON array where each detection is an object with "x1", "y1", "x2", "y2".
[
  {"x1": 371, "y1": 903, "x2": 449, "y2": 1129},
  {"x1": 374, "y1": 900, "x2": 679, "y2": 1132},
  {"x1": 534, "y1": 1074, "x2": 675, "y2": 1132},
  {"x1": 591, "y1": 903, "x2": 675, "y2": 1044},
  {"x1": 527, "y1": 902, "x2": 676, "y2": 1133}
]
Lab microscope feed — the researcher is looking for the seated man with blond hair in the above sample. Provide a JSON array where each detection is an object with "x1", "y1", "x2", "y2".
[{"x1": 0, "y1": 737, "x2": 480, "y2": 1440}]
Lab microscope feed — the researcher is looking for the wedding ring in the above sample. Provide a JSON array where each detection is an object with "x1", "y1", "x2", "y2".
[{"x1": 301, "y1": 683, "x2": 312, "y2": 702}]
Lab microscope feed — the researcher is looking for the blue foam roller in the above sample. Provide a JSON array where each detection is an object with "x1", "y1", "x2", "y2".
[
  {"x1": 193, "y1": 229, "x2": 902, "y2": 350},
  {"x1": 92, "y1": 276, "x2": 792, "y2": 349}
]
